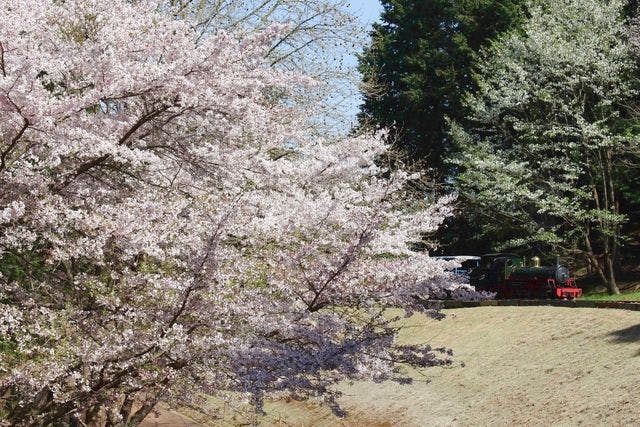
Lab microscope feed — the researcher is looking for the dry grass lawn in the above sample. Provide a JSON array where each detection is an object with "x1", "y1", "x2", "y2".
[{"x1": 145, "y1": 306, "x2": 640, "y2": 426}]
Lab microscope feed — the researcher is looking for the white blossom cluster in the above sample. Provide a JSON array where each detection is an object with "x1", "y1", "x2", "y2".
[{"x1": 0, "y1": 1, "x2": 466, "y2": 424}]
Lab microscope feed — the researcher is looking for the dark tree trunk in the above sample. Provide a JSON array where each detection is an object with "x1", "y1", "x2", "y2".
[{"x1": 127, "y1": 394, "x2": 162, "y2": 426}]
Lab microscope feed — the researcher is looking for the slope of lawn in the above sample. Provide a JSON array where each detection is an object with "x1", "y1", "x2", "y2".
[
  {"x1": 579, "y1": 290, "x2": 640, "y2": 301},
  {"x1": 577, "y1": 271, "x2": 640, "y2": 302},
  {"x1": 145, "y1": 306, "x2": 640, "y2": 426}
]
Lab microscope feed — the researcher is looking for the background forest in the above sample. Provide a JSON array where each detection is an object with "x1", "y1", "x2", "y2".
[{"x1": 358, "y1": 0, "x2": 640, "y2": 294}]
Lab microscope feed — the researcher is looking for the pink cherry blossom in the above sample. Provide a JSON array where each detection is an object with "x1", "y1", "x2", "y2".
[{"x1": 0, "y1": 1, "x2": 476, "y2": 424}]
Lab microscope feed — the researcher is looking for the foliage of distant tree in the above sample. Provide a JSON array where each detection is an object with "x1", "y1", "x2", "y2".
[
  {"x1": 357, "y1": 0, "x2": 528, "y2": 180},
  {"x1": 451, "y1": 0, "x2": 640, "y2": 294}
]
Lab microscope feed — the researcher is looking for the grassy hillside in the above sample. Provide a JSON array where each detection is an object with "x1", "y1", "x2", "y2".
[{"x1": 145, "y1": 306, "x2": 640, "y2": 426}]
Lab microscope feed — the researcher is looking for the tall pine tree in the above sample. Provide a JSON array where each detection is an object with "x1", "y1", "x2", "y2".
[{"x1": 358, "y1": 0, "x2": 527, "y2": 180}]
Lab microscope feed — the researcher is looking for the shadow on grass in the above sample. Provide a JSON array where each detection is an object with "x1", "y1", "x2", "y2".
[{"x1": 608, "y1": 324, "x2": 640, "y2": 357}]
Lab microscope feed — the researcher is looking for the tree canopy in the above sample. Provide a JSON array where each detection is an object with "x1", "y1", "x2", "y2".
[
  {"x1": 451, "y1": 0, "x2": 640, "y2": 293},
  {"x1": 357, "y1": 0, "x2": 527, "y2": 179},
  {"x1": 0, "y1": 0, "x2": 474, "y2": 424}
]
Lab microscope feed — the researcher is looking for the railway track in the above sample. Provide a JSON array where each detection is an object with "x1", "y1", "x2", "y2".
[{"x1": 427, "y1": 299, "x2": 640, "y2": 311}]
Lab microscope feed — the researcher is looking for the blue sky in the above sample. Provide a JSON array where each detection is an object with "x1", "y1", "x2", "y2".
[
  {"x1": 349, "y1": 0, "x2": 383, "y2": 25},
  {"x1": 340, "y1": 0, "x2": 383, "y2": 123}
]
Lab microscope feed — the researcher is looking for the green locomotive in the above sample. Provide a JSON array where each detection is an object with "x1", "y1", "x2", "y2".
[{"x1": 469, "y1": 253, "x2": 582, "y2": 299}]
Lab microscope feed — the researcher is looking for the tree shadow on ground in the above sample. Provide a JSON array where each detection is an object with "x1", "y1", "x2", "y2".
[{"x1": 608, "y1": 324, "x2": 640, "y2": 357}]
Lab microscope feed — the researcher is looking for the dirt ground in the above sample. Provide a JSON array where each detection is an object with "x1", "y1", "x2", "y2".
[{"x1": 145, "y1": 306, "x2": 640, "y2": 426}]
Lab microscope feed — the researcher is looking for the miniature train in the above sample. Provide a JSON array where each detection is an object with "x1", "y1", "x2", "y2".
[{"x1": 468, "y1": 253, "x2": 583, "y2": 299}]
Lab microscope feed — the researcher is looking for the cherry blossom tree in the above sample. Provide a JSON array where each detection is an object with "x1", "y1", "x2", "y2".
[
  {"x1": 168, "y1": 0, "x2": 367, "y2": 133},
  {"x1": 0, "y1": 0, "x2": 466, "y2": 425}
]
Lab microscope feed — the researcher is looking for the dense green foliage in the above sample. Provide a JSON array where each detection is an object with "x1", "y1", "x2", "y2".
[
  {"x1": 357, "y1": 0, "x2": 527, "y2": 179},
  {"x1": 451, "y1": 0, "x2": 640, "y2": 293},
  {"x1": 358, "y1": 0, "x2": 640, "y2": 287}
]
